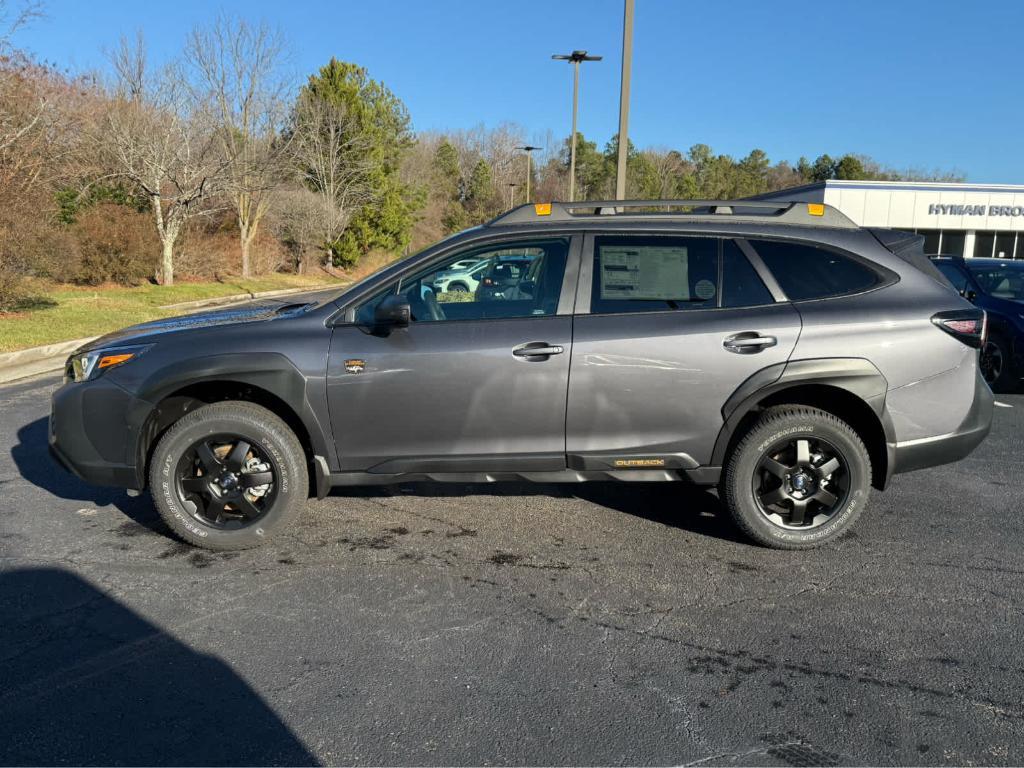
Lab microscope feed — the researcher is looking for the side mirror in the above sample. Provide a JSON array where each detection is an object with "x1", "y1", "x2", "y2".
[{"x1": 374, "y1": 294, "x2": 410, "y2": 330}]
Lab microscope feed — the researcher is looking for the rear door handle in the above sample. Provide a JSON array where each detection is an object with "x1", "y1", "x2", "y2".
[
  {"x1": 513, "y1": 342, "x2": 564, "y2": 358},
  {"x1": 723, "y1": 332, "x2": 777, "y2": 354}
]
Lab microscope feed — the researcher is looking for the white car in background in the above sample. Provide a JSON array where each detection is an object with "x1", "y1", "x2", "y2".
[{"x1": 432, "y1": 259, "x2": 489, "y2": 293}]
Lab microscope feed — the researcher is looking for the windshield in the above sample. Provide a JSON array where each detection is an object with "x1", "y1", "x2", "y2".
[{"x1": 969, "y1": 262, "x2": 1024, "y2": 300}]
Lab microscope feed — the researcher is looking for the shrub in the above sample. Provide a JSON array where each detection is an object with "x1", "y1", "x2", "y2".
[{"x1": 69, "y1": 204, "x2": 158, "y2": 285}]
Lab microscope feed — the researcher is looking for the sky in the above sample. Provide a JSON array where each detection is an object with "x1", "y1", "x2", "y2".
[{"x1": 15, "y1": 0, "x2": 1024, "y2": 183}]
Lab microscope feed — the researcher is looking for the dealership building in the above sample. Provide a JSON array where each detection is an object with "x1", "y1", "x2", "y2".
[{"x1": 756, "y1": 180, "x2": 1024, "y2": 259}]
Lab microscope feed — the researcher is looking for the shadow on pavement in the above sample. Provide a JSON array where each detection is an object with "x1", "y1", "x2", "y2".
[
  {"x1": 11, "y1": 417, "x2": 168, "y2": 536},
  {"x1": 15, "y1": 413, "x2": 744, "y2": 546},
  {"x1": 0, "y1": 567, "x2": 318, "y2": 766},
  {"x1": 332, "y1": 479, "x2": 747, "y2": 545}
]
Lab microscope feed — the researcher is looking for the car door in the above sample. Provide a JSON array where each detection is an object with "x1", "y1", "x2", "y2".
[
  {"x1": 565, "y1": 233, "x2": 802, "y2": 469},
  {"x1": 327, "y1": 235, "x2": 579, "y2": 474}
]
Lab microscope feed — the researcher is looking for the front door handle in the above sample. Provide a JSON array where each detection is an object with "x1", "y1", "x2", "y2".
[
  {"x1": 513, "y1": 342, "x2": 564, "y2": 358},
  {"x1": 723, "y1": 332, "x2": 777, "y2": 354}
]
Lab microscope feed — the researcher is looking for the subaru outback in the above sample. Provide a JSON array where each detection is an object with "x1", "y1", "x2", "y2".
[{"x1": 49, "y1": 200, "x2": 993, "y2": 550}]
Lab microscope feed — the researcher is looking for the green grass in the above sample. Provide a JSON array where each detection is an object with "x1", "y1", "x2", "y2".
[{"x1": 0, "y1": 274, "x2": 344, "y2": 353}]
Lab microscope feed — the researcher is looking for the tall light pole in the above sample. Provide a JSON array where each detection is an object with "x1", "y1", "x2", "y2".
[
  {"x1": 507, "y1": 182, "x2": 519, "y2": 209},
  {"x1": 615, "y1": 0, "x2": 635, "y2": 200},
  {"x1": 516, "y1": 145, "x2": 542, "y2": 202},
  {"x1": 552, "y1": 50, "x2": 602, "y2": 202}
]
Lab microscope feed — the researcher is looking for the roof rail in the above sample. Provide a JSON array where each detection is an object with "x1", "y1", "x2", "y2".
[{"x1": 487, "y1": 199, "x2": 857, "y2": 229}]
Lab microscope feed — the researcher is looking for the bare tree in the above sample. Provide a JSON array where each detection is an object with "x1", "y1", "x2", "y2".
[
  {"x1": 187, "y1": 17, "x2": 289, "y2": 278},
  {"x1": 289, "y1": 89, "x2": 374, "y2": 259},
  {"x1": 96, "y1": 34, "x2": 221, "y2": 285}
]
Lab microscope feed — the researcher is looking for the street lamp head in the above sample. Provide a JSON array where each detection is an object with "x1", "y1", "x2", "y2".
[
  {"x1": 552, "y1": 50, "x2": 602, "y2": 63},
  {"x1": 517, "y1": 145, "x2": 543, "y2": 153}
]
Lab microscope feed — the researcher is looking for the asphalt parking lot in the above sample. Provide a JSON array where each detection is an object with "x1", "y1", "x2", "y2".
[{"x1": 2, "y1": 374, "x2": 1023, "y2": 766}]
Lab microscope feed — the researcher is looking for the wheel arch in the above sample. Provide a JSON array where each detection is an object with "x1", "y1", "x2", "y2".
[
  {"x1": 712, "y1": 358, "x2": 896, "y2": 490},
  {"x1": 133, "y1": 354, "x2": 333, "y2": 489}
]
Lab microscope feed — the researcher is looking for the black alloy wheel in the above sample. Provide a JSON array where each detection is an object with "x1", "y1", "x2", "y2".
[
  {"x1": 752, "y1": 436, "x2": 850, "y2": 529},
  {"x1": 176, "y1": 434, "x2": 278, "y2": 529},
  {"x1": 980, "y1": 340, "x2": 1004, "y2": 386}
]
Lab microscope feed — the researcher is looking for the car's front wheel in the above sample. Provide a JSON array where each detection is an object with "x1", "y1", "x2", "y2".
[
  {"x1": 148, "y1": 401, "x2": 308, "y2": 550},
  {"x1": 722, "y1": 406, "x2": 871, "y2": 549}
]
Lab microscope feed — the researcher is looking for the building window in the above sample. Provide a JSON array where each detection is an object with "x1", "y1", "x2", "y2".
[
  {"x1": 918, "y1": 230, "x2": 941, "y2": 254},
  {"x1": 974, "y1": 232, "x2": 995, "y2": 258},
  {"x1": 940, "y1": 231, "x2": 966, "y2": 257},
  {"x1": 995, "y1": 232, "x2": 1016, "y2": 260}
]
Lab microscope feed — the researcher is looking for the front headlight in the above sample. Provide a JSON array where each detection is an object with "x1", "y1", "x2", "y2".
[{"x1": 67, "y1": 344, "x2": 152, "y2": 383}]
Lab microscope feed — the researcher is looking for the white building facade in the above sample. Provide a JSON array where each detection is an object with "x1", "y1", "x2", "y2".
[{"x1": 756, "y1": 180, "x2": 1024, "y2": 259}]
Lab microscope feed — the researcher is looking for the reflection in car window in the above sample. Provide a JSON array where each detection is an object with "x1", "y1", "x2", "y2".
[
  {"x1": 969, "y1": 262, "x2": 1024, "y2": 300},
  {"x1": 354, "y1": 239, "x2": 569, "y2": 325}
]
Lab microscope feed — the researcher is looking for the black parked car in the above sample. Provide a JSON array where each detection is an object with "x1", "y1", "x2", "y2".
[{"x1": 932, "y1": 255, "x2": 1024, "y2": 390}]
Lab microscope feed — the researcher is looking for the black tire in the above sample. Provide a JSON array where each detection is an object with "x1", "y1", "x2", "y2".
[
  {"x1": 448, "y1": 282, "x2": 469, "y2": 293},
  {"x1": 148, "y1": 401, "x2": 308, "y2": 550},
  {"x1": 981, "y1": 335, "x2": 1014, "y2": 392},
  {"x1": 722, "y1": 406, "x2": 871, "y2": 550}
]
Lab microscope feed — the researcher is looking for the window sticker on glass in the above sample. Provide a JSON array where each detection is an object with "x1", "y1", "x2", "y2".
[{"x1": 599, "y1": 246, "x2": 691, "y2": 300}]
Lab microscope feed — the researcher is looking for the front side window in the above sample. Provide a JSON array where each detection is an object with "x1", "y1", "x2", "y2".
[
  {"x1": 590, "y1": 236, "x2": 719, "y2": 314},
  {"x1": 750, "y1": 240, "x2": 881, "y2": 301},
  {"x1": 354, "y1": 238, "x2": 569, "y2": 325}
]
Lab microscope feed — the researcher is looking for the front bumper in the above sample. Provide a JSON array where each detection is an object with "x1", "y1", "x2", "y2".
[
  {"x1": 49, "y1": 376, "x2": 151, "y2": 490},
  {"x1": 890, "y1": 366, "x2": 994, "y2": 476}
]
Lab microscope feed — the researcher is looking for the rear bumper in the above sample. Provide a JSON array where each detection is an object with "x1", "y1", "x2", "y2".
[
  {"x1": 890, "y1": 367, "x2": 993, "y2": 476},
  {"x1": 49, "y1": 377, "x2": 149, "y2": 490}
]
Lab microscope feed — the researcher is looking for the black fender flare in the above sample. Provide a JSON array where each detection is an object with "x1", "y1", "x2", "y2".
[
  {"x1": 710, "y1": 357, "x2": 897, "y2": 487},
  {"x1": 132, "y1": 352, "x2": 335, "y2": 475}
]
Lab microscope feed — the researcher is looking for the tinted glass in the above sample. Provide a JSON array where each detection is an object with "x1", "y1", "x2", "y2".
[
  {"x1": 968, "y1": 262, "x2": 1024, "y2": 300},
  {"x1": 751, "y1": 240, "x2": 880, "y2": 301},
  {"x1": 934, "y1": 261, "x2": 968, "y2": 293},
  {"x1": 722, "y1": 241, "x2": 773, "y2": 308},
  {"x1": 354, "y1": 239, "x2": 569, "y2": 325},
  {"x1": 590, "y1": 236, "x2": 718, "y2": 314}
]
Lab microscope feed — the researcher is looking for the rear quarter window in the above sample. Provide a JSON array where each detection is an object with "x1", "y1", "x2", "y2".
[{"x1": 750, "y1": 240, "x2": 882, "y2": 301}]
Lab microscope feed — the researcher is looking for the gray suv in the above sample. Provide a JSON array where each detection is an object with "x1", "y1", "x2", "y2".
[{"x1": 49, "y1": 200, "x2": 993, "y2": 550}]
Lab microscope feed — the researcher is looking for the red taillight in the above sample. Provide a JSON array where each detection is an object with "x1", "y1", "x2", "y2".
[{"x1": 931, "y1": 309, "x2": 986, "y2": 349}]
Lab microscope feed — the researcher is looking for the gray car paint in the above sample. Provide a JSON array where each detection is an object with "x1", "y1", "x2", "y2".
[{"x1": 49, "y1": 210, "x2": 991, "y2": 497}]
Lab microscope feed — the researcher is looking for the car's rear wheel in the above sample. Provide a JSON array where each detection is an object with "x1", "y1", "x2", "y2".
[
  {"x1": 722, "y1": 406, "x2": 871, "y2": 549},
  {"x1": 981, "y1": 335, "x2": 1013, "y2": 391},
  {"x1": 148, "y1": 401, "x2": 308, "y2": 550}
]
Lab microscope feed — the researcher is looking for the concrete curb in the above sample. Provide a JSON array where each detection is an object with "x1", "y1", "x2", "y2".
[{"x1": 0, "y1": 336, "x2": 99, "y2": 384}]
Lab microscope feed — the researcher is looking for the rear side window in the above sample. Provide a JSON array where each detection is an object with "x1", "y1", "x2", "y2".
[
  {"x1": 722, "y1": 240, "x2": 773, "y2": 308},
  {"x1": 750, "y1": 240, "x2": 881, "y2": 301},
  {"x1": 591, "y1": 236, "x2": 719, "y2": 313}
]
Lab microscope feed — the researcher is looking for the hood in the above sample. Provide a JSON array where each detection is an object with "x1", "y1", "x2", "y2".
[{"x1": 78, "y1": 289, "x2": 337, "y2": 352}]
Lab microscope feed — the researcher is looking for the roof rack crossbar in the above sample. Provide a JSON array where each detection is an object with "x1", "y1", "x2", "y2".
[{"x1": 487, "y1": 199, "x2": 857, "y2": 228}]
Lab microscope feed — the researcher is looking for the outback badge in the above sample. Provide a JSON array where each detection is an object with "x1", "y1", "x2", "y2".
[{"x1": 345, "y1": 359, "x2": 366, "y2": 374}]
